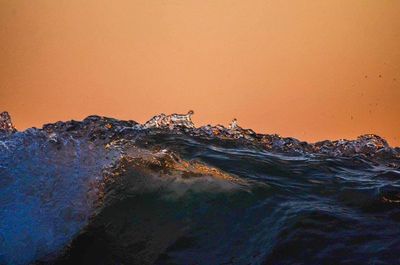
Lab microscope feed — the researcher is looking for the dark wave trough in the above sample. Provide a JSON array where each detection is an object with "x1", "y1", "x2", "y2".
[{"x1": 0, "y1": 111, "x2": 399, "y2": 265}]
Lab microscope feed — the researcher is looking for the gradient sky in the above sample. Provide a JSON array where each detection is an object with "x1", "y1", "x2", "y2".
[{"x1": 1, "y1": 0, "x2": 399, "y2": 145}]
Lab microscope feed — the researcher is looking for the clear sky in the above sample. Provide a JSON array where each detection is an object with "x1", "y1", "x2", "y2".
[{"x1": 0, "y1": 0, "x2": 399, "y2": 145}]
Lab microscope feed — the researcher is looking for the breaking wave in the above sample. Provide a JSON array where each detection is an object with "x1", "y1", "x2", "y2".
[{"x1": 0, "y1": 111, "x2": 399, "y2": 265}]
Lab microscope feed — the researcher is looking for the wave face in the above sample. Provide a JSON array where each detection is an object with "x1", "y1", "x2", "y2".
[{"x1": 0, "y1": 112, "x2": 400, "y2": 265}]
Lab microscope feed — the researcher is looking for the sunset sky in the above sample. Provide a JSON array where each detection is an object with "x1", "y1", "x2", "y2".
[{"x1": 0, "y1": 0, "x2": 399, "y2": 145}]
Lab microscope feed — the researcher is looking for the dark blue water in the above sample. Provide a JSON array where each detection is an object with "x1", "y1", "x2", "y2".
[{"x1": 0, "y1": 112, "x2": 399, "y2": 265}]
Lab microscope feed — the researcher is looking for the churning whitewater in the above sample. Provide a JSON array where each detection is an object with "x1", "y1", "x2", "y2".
[{"x1": 0, "y1": 111, "x2": 399, "y2": 265}]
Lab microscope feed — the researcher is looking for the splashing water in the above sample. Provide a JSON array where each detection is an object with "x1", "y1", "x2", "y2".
[{"x1": 0, "y1": 111, "x2": 399, "y2": 265}]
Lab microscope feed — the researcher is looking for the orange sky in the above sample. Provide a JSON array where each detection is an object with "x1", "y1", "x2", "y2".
[{"x1": 0, "y1": 0, "x2": 399, "y2": 145}]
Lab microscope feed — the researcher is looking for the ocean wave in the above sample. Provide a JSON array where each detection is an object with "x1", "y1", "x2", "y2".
[{"x1": 0, "y1": 111, "x2": 399, "y2": 265}]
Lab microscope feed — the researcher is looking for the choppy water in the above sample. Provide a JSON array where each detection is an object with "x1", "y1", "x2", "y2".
[{"x1": 0, "y1": 112, "x2": 399, "y2": 265}]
